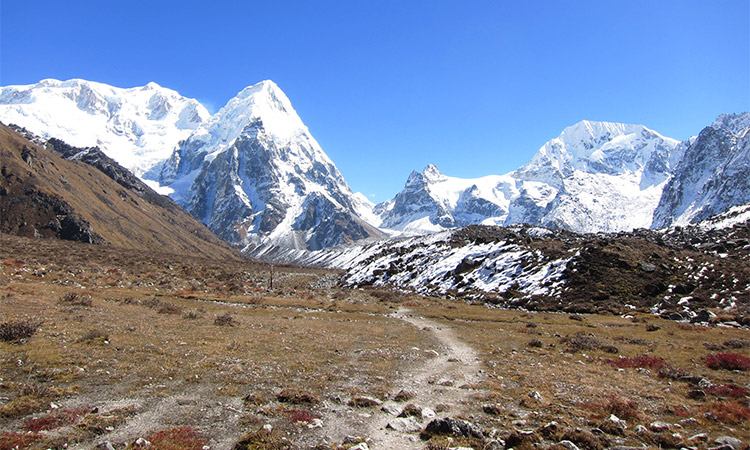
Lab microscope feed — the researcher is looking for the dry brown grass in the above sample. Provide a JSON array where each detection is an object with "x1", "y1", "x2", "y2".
[{"x1": 1, "y1": 233, "x2": 748, "y2": 449}]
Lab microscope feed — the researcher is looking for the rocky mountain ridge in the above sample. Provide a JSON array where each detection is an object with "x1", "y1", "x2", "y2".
[
  {"x1": 1, "y1": 77, "x2": 748, "y2": 253},
  {"x1": 334, "y1": 204, "x2": 750, "y2": 323},
  {"x1": 0, "y1": 123, "x2": 240, "y2": 259},
  {"x1": 156, "y1": 80, "x2": 384, "y2": 249}
]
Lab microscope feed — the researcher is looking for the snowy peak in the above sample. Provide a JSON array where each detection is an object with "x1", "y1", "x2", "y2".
[
  {"x1": 209, "y1": 80, "x2": 308, "y2": 146},
  {"x1": 712, "y1": 113, "x2": 750, "y2": 136},
  {"x1": 158, "y1": 79, "x2": 383, "y2": 250},
  {"x1": 378, "y1": 120, "x2": 683, "y2": 234},
  {"x1": 652, "y1": 112, "x2": 750, "y2": 228},
  {"x1": 0, "y1": 78, "x2": 209, "y2": 176},
  {"x1": 519, "y1": 120, "x2": 679, "y2": 181}
]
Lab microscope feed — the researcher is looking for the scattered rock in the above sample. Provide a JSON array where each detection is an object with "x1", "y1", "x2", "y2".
[
  {"x1": 599, "y1": 414, "x2": 627, "y2": 436},
  {"x1": 688, "y1": 433, "x2": 709, "y2": 443},
  {"x1": 386, "y1": 417, "x2": 422, "y2": 433},
  {"x1": 634, "y1": 425, "x2": 648, "y2": 435},
  {"x1": 561, "y1": 428, "x2": 606, "y2": 450},
  {"x1": 714, "y1": 436, "x2": 744, "y2": 450},
  {"x1": 381, "y1": 403, "x2": 401, "y2": 416},
  {"x1": 482, "y1": 404, "x2": 503, "y2": 415},
  {"x1": 306, "y1": 418, "x2": 323, "y2": 429},
  {"x1": 648, "y1": 421, "x2": 670, "y2": 432},
  {"x1": 97, "y1": 443, "x2": 116, "y2": 450},
  {"x1": 505, "y1": 429, "x2": 541, "y2": 448},
  {"x1": 688, "y1": 389, "x2": 706, "y2": 399},
  {"x1": 539, "y1": 421, "x2": 560, "y2": 438},
  {"x1": 528, "y1": 390, "x2": 543, "y2": 401},
  {"x1": 421, "y1": 407, "x2": 436, "y2": 420},
  {"x1": 558, "y1": 440, "x2": 581, "y2": 450},
  {"x1": 691, "y1": 309, "x2": 716, "y2": 323},
  {"x1": 134, "y1": 438, "x2": 151, "y2": 447},
  {"x1": 343, "y1": 435, "x2": 362, "y2": 444},
  {"x1": 349, "y1": 443, "x2": 369, "y2": 450},
  {"x1": 420, "y1": 417, "x2": 483, "y2": 440},
  {"x1": 483, "y1": 440, "x2": 505, "y2": 450}
]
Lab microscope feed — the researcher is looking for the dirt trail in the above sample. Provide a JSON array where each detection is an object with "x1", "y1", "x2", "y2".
[{"x1": 360, "y1": 307, "x2": 486, "y2": 449}]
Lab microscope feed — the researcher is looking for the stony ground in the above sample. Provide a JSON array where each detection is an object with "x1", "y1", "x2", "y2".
[{"x1": 1, "y1": 234, "x2": 749, "y2": 450}]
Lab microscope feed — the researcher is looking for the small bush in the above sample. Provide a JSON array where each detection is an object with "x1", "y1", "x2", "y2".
[
  {"x1": 657, "y1": 364, "x2": 691, "y2": 380},
  {"x1": 581, "y1": 394, "x2": 641, "y2": 421},
  {"x1": 528, "y1": 339, "x2": 543, "y2": 348},
  {"x1": 724, "y1": 339, "x2": 750, "y2": 349},
  {"x1": 182, "y1": 311, "x2": 200, "y2": 320},
  {"x1": 704, "y1": 342, "x2": 726, "y2": 351},
  {"x1": 233, "y1": 428, "x2": 293, "y2": 450},
  {"x1": 645, "y1": 324, "x2": 661, "y2": 332},
  {"x1": 0, "y1": 320, "x2": 37, "y2": 342},
  {"x1": 706, "y1": 353, "x2": 750, "y2": 371},
  {"x1": 276, "y1": 389, "x2": 319, "y2": 405},
  {"x1": 214, "y1": 313, "x2": 236, "y2": 326},
  {"x1": 603, "y1": 355, "x2": 668, "y2": 370},
  {"x1": 703, "y1": 400, "x2": 750, "y2": 424},
  {"x1": 398, "y1": 403, "x2": 422, "y2": 417},
  {"x1": 599, "y1": 345, "x2": 619, "y2": 354},
  {"x1": 348, "y1": 396, "x2": 380, "y2": 408},
  {"x1": 0, "y1": 432, "x2": 44, "y2": 449},
  {"x1": 59, "y1": 292, "x2": 93, "y2": 306},
  {"x1": 24, "y1": 408, "x2": 91, "y2": 432},
  {"x1": 561, "y1": 331, "x2": 608, "y2": 353},
  {"x1": 705, "y1": 384, "x2": 749, "y2": 399},
  {"x1": 144, "y1": 426, "x2": 207, "y2": 450},
  {"x1": 158, "y1": 304, "x2": 182, "y2": 314},
  {"x1": 0, "y1": 395, "x2": 47, "y2": 418},
  {"x1": 284, "y1": 409, "x2": 320, "y2": 424},
  {"x1": 394, "y1": 389, "x2": 415, "y2": 402},
  {"x1": 78, "y1": 329, "x2": 109, "y2": 343}
]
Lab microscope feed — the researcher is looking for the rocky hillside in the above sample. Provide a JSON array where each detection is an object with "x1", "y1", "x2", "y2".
[
  {"x1": 0, "y1": 123, "x2": 240, "y2": 259},
  {"x1": 337, "y1": 205, "x2": 750, "y2": 323}
]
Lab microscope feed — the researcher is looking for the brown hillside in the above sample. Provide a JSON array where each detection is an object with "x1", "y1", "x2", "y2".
[{"x1": 0, "y1": 123, "x2": 241, "y2": 260}]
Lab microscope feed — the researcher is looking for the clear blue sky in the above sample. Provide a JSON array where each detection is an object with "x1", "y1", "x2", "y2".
[{"x1": 1, "y1": 1, "x2": 748, "y2": 202}]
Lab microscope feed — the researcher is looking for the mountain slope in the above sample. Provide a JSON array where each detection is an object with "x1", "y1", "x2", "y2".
[
  {"x1": 652, "y1": 112, "x2": 750, "y2": 228},
  {"x1": 338, "y1": 211, "x2": 750, "y2": 319},
  {"x1": 377, "y1": 121, "x2": 680, "y2": 234},
  {"x1": 158, "y1": 80, "x2": 384, "y2": 250},
  {"x1": 0, "y1": 123, "x2": 241, "y2": 259},
  {"x1": 0, "y1": 79, "x2": 209, "y2": 178}
]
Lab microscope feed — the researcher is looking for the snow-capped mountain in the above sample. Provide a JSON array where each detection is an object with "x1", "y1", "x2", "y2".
[
  {"x1": 158, "y1": 80, "x2": 383, "y2": 250},
  {"x1": 0, "y1": 79, "x2": 209, "y2": 178},
  {"x1": 652, "y1": 112, "x2": 750, "y2": 228},
  {"x1": 374, "y1": 164, "x2": 516, "y2": 233},
  {"x1": 377, "y1": 121, "x2": 681, "y2": 234}
]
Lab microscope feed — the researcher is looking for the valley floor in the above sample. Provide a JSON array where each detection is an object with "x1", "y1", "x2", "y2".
[{"x1": 1, "y1": 234, "x2": 748, "y2": 450}]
